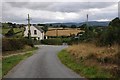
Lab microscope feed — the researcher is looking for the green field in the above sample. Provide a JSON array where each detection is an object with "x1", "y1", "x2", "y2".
[{"x1": 2, "y1": 28, "x2": 24, "y2": 37}]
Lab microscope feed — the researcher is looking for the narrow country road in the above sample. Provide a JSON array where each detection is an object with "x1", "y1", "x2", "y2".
[{"x1": 4, "y1": 45, "x2": 81, "y2": 78}]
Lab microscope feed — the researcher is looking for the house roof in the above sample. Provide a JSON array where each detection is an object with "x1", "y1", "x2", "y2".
[
  {"x1": 25, "y1": 25, "x2": 44, "y2": 33},
  {"x1": 34, "y1": 26, "x2": 44, "y2": 33}
]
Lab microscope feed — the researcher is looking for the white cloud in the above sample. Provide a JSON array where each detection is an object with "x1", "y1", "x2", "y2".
[
  {"x1": 2, "y1": 2, "x2": 118, "y2": 23},
  {"x1": 96, "y1": 19, "x2": 110, "y2": 22},
  {"x1": 3, "y1": 0, "x2": 120, "y2": 2}
]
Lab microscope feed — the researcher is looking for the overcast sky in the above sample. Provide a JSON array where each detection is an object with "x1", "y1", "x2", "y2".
[{"x1": 1, "y1": 0, "x2": 119, "y2": 24}]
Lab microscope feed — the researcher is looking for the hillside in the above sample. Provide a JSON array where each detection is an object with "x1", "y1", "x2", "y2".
[{"x1": 46, "y1": 21, "x2": 110, "y2": 27}]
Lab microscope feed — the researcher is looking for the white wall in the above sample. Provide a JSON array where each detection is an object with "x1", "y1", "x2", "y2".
[{"x1": 24, "y1": 26, "x2": 44, "y2": 40}]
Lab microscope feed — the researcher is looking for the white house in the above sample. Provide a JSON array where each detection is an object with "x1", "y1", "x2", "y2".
[{"x1": 24, "y1": 26, "x2": 44, "y2": 40}]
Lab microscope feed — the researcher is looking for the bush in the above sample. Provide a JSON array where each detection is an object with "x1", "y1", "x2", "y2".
[
  {"x1": 41, "y1": 38, "x2": 62, "y2": 45},
  {"x1": 41, "y1": 38, "x2": 72, "y2": 45},
  {"x1": 97, "y1": 17, "x2": 120, "y2": 46},
  {"x1": 97, "y1": 26, "x2": 120, "y2": 46},
  {"x1": 21, "y1": 38, "x2": 34, "y2": 47},
  {"x1": 2, "y1": 38, "x2": 34, "y2": 52}
]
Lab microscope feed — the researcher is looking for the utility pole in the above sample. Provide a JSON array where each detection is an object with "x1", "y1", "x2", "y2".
[
  {"x1": 86, "y1": 1, "x2": 89, "y2": 29},
  {"x1": 27, "y1": 14, "x2": 31, "y2": 39},
  {"x1": 86, "y1": 14, "x2": 89, "y2": 27}
]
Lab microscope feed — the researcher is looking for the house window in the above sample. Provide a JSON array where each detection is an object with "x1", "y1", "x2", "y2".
[{"x1": 34, "y1": 30, "x2": 37, "y2": 35}]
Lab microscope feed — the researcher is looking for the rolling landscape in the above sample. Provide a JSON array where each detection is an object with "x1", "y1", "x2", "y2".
[{"x1": 1, "y1": 1, "x2": 120, "y2": 79}]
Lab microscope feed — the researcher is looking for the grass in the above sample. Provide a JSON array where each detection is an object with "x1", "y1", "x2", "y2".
[
  {"x1": 2, "y1": 47, "x2": 37, "y2": 76},
  {"x1": 46, "y1": 28, "x2": 84, "y2": 36},
  {"x1": 2, "y1": 28, "x2": 24, "y2": 37},
  {"x1": 0, "y1": 59, "x2": 2, "y2": 78},
  {"x1": 58, "y1": 50, "x2": 113, "y2": 78},
  {"x1": 2, "y1": 28, "x2": 10, "y2": 35}
]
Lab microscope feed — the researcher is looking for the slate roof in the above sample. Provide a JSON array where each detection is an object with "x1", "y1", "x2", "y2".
[{"x1": 34, "y1": 26, "x2": 44, "y2": 33}]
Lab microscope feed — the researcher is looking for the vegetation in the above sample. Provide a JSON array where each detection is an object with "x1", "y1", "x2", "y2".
[
  {"x1": 41, "y1": 38, "x2": 62, "y2": 45},
  {"x1": 71, "y1": 25, "x2": 77, "y2": 28},
  {"x1": 5, "y1": 28, "x2": 15, "y2": 37},
  {"x1": 2, "y1": 38, "x2": 34, "y2": 52},
  {"x1": 41, "y1": 38, "x2": 72, "y2": 45},
  {"x1": 78, "y1": 17, "x2": 120, "y2": 46},
  {"x1": 41, "y1": 26, "x2": 48, "y2": 33},
  {"x1": 58, "y1": 17, "x2": 120, "y2": 78},
  {"x1": 2, "y1": 27, "x2": 24, "y2": 38},
  {"x1": 2, "y1": 48, "x2": 37, "y2": 76},
  {"x1": 2, "y1": 22, "x2": 24, "y2": 28},
  {"x1": 58, "y1": 50, "x2": 112, "y2": 78},
  {"x1": 67, "y1": 43, "x2": 119, "y2": 77},
  {"x1": 60, "y1": 24, "x2": 67, "y2": 29},
  {"x1": 99, "y1": 17, "x2": 120, "y2": 46}
]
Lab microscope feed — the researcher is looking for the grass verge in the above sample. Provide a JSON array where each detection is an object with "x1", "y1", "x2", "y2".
[
  {"x1": 2, "y1": 47, "x2": 38, "y2": 76},
  {"x1": 58, "y1": 50, "x2": 112, "y2": 78}
]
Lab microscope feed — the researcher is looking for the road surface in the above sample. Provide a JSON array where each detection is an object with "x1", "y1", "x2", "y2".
[{"x1": 4, "y1": 45, "x2": 81, "y2": 78}]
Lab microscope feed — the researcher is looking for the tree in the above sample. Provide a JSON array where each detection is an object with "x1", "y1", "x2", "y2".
[
  {"x1": 98, "y1": 17, "x2": 120, "y2": 46},
  {"x1": 41, "y1": 26, "x2": 48, "y2": 33},
  {"x1": 12, "y1": 23, "x2": 16, "y2": 28},
  {"x1": 60, "y1": 24, "x2": 67, "y2": 29},
  {"x1": 37, "y1": 24, "x2": 45, "y2": 26},
  {"x1": 79, "y1": 24, "x2": 87, "y2": 30},
  {"x1": 109, "y1": 17, "x2": 120, "y2": 28},
  {"x1": 49, "y1": 24, "x2": 52, "y2": 26},
  {"x1": 7, "y1": 22, "x2": 12, "y2": 27},
  {"x1": 71, "y1": 25, "x2": 76, "y2": 28}
]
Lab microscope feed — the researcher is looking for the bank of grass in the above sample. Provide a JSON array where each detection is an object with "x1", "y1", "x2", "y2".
[
  {"x1": 2, "y1": 47, "x2": 38, "y2": 76},
  {"x1": 58, "y1": 50, "x2": 113, "y2": 78}
]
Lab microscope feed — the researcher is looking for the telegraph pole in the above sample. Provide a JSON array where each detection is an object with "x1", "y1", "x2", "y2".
[
  {"x1": 27, "y1": 14, "x2": 31, "y2": 39},
  {"x1": 86, "y1": 14, "x2": 89, "y2": 27},
  {"x1": 86, "y1": 1, "x2": 89, "y2": 29}
]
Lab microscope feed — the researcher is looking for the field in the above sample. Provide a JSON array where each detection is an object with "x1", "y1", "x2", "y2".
[
  {"x1": 2, "y1": 27, "x2": 84, "y2": 37},
  {"x1": 2, "y1": 28, "x2": 24, "y2": 37},
  {"x1": 58, "y1": 43, "x2": 120, "y2": 78},
  {"x1": 46, "y1": 28, "x2": 84, "y2": 36}
]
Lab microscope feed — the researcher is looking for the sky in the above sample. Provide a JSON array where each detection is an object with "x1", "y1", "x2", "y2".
[{"x1": 1, "y1": 0, "x2": 120, "y2": 24}]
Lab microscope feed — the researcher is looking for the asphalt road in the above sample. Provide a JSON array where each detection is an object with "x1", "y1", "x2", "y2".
[{"x1": 4, "y1": 45, "x2": 81, "y2": 78}]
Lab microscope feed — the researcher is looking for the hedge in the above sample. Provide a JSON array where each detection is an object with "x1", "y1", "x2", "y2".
[
  {"x1": 41, "y1": 38, "x2": 62, "y2": 45},
  {"x1": 2, "y1": 38, "x2": 34, "y2": 52}
]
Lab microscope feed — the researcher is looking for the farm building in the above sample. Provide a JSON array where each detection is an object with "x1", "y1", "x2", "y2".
[{"x1": 24, "y1": 26, "x2": 45, "y2": 40}]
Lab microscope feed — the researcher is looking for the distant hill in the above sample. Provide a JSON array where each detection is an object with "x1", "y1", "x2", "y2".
[
  {"x1": 46, "y1": 21, "x2": 110, "y2": 27},
  {"x1": 83, "y1": 21, "x2": 110, "y2": 27}
]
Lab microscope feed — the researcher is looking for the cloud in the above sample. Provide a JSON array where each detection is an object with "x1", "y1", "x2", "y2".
[
  {"x1": 2, "y1": 2, "x2": 118, "y2": 23},
  {"x1": 3, "y1": 0, "x2": 120, "y2": 2},
  {"x1": 6, "y1": 2, "x2": 116, "y2": 12}
]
